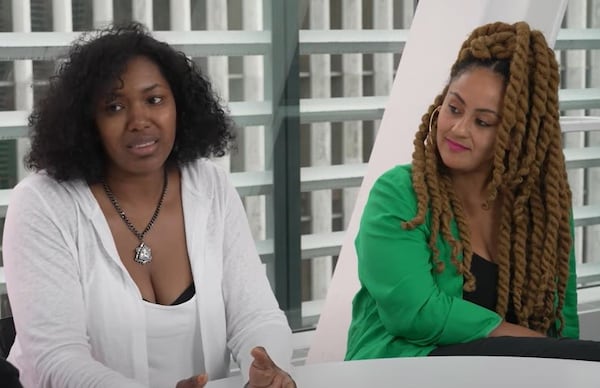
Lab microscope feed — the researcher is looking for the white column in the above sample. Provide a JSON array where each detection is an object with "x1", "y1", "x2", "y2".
[
  {"x1": 341, "y1": 0, "x2": 363, "y2": 228},
  {"x1": 206, "y1": 0, "x2": 230, "y2": 172},
  {"x1": 132, "y1": 0, "x2": 153, "y2": 29},
  {"x1": 587, "y1": 0, "x2": 600, "y2": 264},
  {"x1": 12, "y1": 0, "x2": 33, "y2": 181},
  {"x1": 52, "y1": 0, "x2": 72, "y2": 32},
  {"x1": 242, "y1": 0, "x2": 266, "y2": 240},
  {"x1": 170, "y1": 0, "x2": 191, "y2": 31},
  {"x1": 92, "y1": 0, "x2": 113, "y2": 28},
  {"x1": 309, "y1": 0, "x2": 333, "y2": 300},
  {"x1": 562, "y1": 0, "x2": 586, "y2": 264},
  {"x1": 373, "y1": 0, "x2": 393, "y2": 136}
]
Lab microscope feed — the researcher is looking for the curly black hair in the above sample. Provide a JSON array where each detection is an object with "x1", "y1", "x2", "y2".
[{"x1": 26, "y1": 22, "x2": 235, "y2": 183}]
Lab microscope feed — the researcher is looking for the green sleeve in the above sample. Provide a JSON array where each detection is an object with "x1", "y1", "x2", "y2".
[
  {"x1": 560, "y1": 216, "x2": 580, "y2": 339},
  {"x1": 356, "y1": 166, "x2": 502, "y2": 347}
]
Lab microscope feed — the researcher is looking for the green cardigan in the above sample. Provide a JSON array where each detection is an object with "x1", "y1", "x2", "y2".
[{"x1": 345, "y1": 164, "x2": 580, "y2": 360}]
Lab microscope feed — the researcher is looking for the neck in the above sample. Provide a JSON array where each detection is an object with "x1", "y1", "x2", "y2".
[
  {"x1": 103, "y1": 168, "x2": 167, "y2": 204},
  {"x1": 450, "y1": 170, "x2": 490, "y2": 214}
]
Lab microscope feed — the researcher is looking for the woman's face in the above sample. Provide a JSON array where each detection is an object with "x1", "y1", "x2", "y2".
[
  {"x1": 94, "y1": 55, "x2": 177, "y2": 179},
  {"x1": 436, "y1": 67, "x2": 505, "y2": 176}
]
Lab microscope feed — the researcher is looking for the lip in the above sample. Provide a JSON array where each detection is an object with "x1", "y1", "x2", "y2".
[
  {"x1": 446, "y1": 138, "x2": 470, "y2": 152},
  {"x1": 127, "y1": 138, "x2": 158, "y2": 157}
]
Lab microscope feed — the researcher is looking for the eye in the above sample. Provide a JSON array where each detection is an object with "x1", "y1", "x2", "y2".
[
  {"x1": 476, "y1": 119, "x2": 493, "y2": 127},
  {"x1": 148, "y1": 96, "x2": 163, "y2": 104},
  {"x1": 105, "y1": 103, "x2": 124, "y2": 113},
  {"x1": 447, "y1": 104, "x2": 460, "y2": 114}
]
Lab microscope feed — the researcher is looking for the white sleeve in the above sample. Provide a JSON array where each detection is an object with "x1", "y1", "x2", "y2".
[
  {"x1": 220, "y1": 174, "x2": 293, "y2": 383},
  {"x1": 3, "y1": 181, "x2": 146, "y2": 388}
]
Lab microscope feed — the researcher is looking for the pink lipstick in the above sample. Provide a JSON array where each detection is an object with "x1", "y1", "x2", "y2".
[{"x1": 446, "y1": 139, "x2": 469, "y2": 152}]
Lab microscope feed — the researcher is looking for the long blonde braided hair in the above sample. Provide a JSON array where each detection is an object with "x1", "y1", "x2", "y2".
[{"x1": 404, "y1": 21, "x2": 572, "y2": 334}]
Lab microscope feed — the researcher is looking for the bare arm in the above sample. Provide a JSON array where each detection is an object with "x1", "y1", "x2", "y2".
[{"x1": 489, "y1": 321, "x2": 545, "y2": 338}]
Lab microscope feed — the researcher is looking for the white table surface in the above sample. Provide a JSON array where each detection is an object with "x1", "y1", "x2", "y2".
[{"x1": 206, "y1": 356, "x2": 600, "y2": 388}]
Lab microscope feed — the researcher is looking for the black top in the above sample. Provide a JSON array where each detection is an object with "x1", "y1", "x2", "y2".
[
  {"x1": 462, "y1": 253, "x2": 517, "y2": 323},
  {"x1": 0, "y1": 357, "x2": 23, "y2": 388},
  {"x1": 171, "y1": 282, "x2": 196, "y2": 305},
  {"x1": 142, "y1": 282, "x2": 196, "y2": 306}
]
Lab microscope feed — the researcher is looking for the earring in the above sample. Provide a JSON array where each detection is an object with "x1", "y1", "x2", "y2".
[{"x1": 428, "y1": 106, "x2": 441, "y2": 133}]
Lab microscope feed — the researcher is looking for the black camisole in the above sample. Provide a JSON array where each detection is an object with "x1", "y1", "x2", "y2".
[
  {"x1": 142, "y1": 282, "x2": 196, "y2": 306},
  {"x1": 462, "y1": 253, "x2": 517, "y2": 323}
]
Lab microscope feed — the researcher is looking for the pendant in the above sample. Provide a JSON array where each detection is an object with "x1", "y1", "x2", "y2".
[{"x1": 134, "y1": 242, "x2": 152, "y2": 265}]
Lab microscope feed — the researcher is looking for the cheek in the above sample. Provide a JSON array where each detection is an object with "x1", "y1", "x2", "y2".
[
  {"x1": 434, "y1": 114, "x2": 450, "y2": 142},
  {"x1": 479, "y1": 133, "x2": 497, "y2": 156},
  {"x1": 435, "y1": 110, "x2": 452, "y2": 132},
  {"x1": 163, "y1": 105, "x2": 177, "y2": 131}
]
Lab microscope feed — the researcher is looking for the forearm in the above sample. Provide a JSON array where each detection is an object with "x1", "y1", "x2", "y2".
[{"x1": 488, "y1": 321, "x2": 545, "y2": 338}]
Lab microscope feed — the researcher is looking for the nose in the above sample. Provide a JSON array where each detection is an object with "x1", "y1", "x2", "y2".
[
  {"x1": 126, "y1": 102, "x2": 150, "y2": 131},
  {"x1": 449, "y1": 115, "x2": 470, "y2": 137}
]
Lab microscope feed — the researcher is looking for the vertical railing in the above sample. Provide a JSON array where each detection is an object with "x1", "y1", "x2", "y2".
[
  {"x1": 92, "y1": 0, "x2": 112, "y2": 28},
  {"x1": 12, "y1": 0, "x2": 32, "y2": 182},
  {"x1": 242, "y1": 0, "x2": 267, "y2": 242},
  {"x1": 562, "y1": 0, "x2": 586, "y2": 263},
  {"x1": 308, "y1": 0, "x2": 333, "y2": 301},
  {"x1": 53, "y1": 0, "x2": 73, "y2": 32},
  {"x1": 170, "y1": 0, "x2": 191, "y2": 31},
  {"x1": 341, "y1": 1, "x2": 363, "y2": 228},
  {"x1": 206, "y1": 0, "x2": 231, "y2": 172},
  {"x1": 587, "y1": 0, "x2": 600, "y2": 264},
  {"x1": 373, "y1": 0, "x2": 393, "y2": 138},
  {"x1": 132, "y1": 0, "x2": 153, "y2": 29}
]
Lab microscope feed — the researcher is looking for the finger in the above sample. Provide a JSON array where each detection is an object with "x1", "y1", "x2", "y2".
[
  {"x1": 250, "y1": 346, "x2": 275, "y2": 370},
  {"x1": 272, "y1": 371, "x2": 296, "y2": 388},
  {"x1": 283, "y1": 374, "x2": 297, "y2": 388},
  {"x1": 194, "y1": 374, "x2": 208, "y2": 387},
  {"x1": 249, "y1": 365, "x2": 275, "y2": 387},
  {"x1": 249, "y1": 348, "x2": 278, "y2": 387},
  {"x1": 177, "y1": 374, "x2": 208, "y2": 388}
]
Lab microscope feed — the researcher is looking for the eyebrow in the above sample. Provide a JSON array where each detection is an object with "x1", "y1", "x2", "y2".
[
  {"x1": 449, "y1": 91, "x2": 500, "y2": 117},
  {"x1": 104, "y1": 83, "x2": 163, "y2": 100},
  {"x1": 140, "y1": 83, "x2": 161, "y2": 93}
]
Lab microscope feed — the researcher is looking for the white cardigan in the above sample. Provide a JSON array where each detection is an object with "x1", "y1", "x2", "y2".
[{"x1": 3, "y1": 159, "x2": 292, "y2": 388}]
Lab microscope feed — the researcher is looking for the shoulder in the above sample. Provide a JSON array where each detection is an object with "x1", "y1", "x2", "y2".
[
  {"x1": 180, "y1": 158, "x2": 232, "y2": 198},
  {"x1": 375, "y1": 164, "x2": 413, "y2": 187},
  {"x1": 5, "y1": 173, "x2": 87, "y2": 239},
  {"x1": 369, "y1": 164, "x2": 416, "y2": 203},
  {"x1": 361, "y1": 164, "x2": 420, "y2": 224},
  {"x1": 10, "y1": 173, "x2": 82, "y2": 209}
]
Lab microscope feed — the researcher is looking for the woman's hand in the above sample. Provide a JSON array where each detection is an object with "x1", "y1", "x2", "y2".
[
  {"x1": 176, "y1": 373, "x2": 208, "y2": 388},
  {"x1": 247, "y1": 347, "x2": 296, "y2": 388},
  {"x1": 489, "y1": 321, "x2": 546, "y2": 338}
]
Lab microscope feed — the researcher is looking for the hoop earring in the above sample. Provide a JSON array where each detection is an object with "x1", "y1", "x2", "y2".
[{"x1": 428, "y1": 106, "x2": 441, "y2": 132}]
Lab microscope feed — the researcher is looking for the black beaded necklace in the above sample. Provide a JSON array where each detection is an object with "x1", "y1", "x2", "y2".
[{"x1": 102, "y1": 169, "x2": 168, "y2": 264}]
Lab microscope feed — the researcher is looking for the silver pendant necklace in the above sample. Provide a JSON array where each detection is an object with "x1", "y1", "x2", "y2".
[{"x1": 102, "y1": 169, "x2": 168, "y2": 265}]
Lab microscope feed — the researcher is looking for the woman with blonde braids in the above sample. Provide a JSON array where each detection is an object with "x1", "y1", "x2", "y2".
[{"x1": 346, "y1": 21, "x2": 600, "y2": 361}]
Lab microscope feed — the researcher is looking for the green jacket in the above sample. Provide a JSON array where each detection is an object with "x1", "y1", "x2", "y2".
[{"x1": 345, "y1": 164, "x2": 580, "y2": 360}]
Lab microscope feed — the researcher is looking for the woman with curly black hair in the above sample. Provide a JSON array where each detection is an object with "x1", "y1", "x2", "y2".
[{"x1": 2, "y1": 23, "x2": 294, "y2": 388}]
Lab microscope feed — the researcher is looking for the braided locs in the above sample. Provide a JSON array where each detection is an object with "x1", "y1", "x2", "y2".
[{"x1": 403, "y1": 21, "x2": 572, "y2": 335}]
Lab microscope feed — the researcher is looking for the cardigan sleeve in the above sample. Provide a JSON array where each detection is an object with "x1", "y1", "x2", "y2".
[
  {"x1": 3, "y1": 178, "x2": 146, "y2": 388},
  {"x1": 219, "y1": 170, "x2": 293, "y2": 383},
  {"x1": 356, "y1": 166, "x2": 502, "y2": 347},
  {"x1": 560, "y1": 216, "x2": 580, "y2": 339}
]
